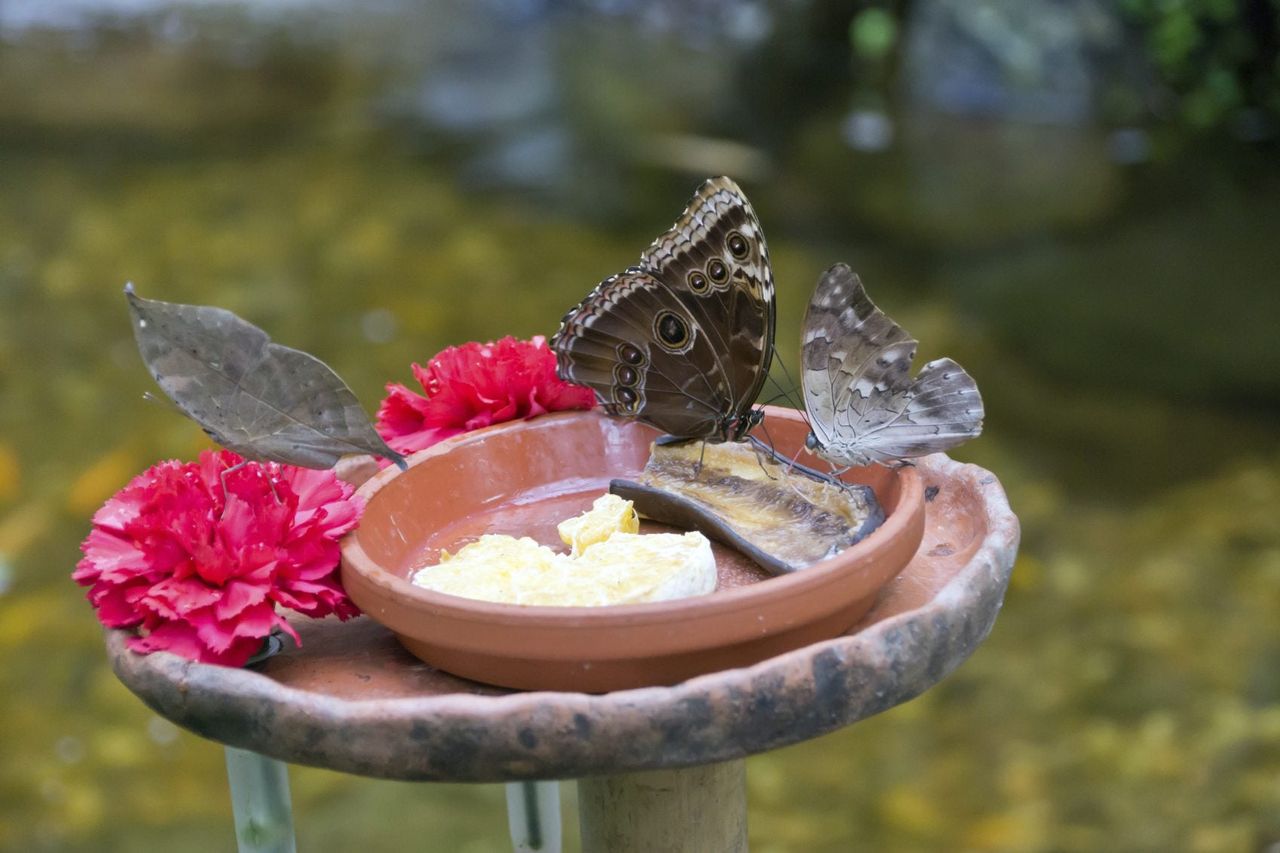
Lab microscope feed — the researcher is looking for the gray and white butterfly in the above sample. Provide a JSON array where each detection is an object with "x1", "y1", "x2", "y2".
[
  {"x1": 552, "y1": 176, "x2": 775, "y2": 443},
  {"x1": 801, "y1": 263, "x2": 983, "y2": 467}
]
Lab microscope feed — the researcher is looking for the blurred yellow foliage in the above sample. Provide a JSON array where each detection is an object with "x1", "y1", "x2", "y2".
[
  {"x1": 1008, "y1": 553, "x2": 1042, "y2": 592},
  {"x1": 878, "y1": 784, "x2": 945, "y2": 837},
  {"x1": 92, "y1": 726, "x2": 149, "y2": 769},
  {"x1": 0, "y1": 443, "x2": 19, "y2": 502},
  {"x1": 0, "y1": 590, "x2": 63, "y2": 646},
  {"x1": 60, "y1": 781, "x2": 106, "y2": 835},
  {"x1": 0, "y1": 502, "x2": 52, "y2": 556},
  {"x1": 65, "y1": 447, "x2": 140, "y2": 517},
  {"x1": 962, "y1": 812, "x2": 1036, "y2": 850}
]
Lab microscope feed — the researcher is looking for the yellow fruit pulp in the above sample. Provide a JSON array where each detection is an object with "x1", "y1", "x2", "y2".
[{"x1": 411, "y1": 493, "x2": 716, "y2": 606}]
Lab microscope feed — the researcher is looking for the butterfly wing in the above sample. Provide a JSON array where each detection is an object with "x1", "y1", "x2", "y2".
[
  {"x1": 126, "y1": 287, "x2": 406, "y2": 469},
  {"x1": 553, "y1": 176, "x2": 776, "y2": 440},
  {"x1": 639, "y1": 176, "x2": 776, "y2": 424},
  {"x1": 552, "y1": 269, "x2": 733, "y2": 438},
  {"x1": 801, "y1": 264, "x2": 983, "y2": 466}
]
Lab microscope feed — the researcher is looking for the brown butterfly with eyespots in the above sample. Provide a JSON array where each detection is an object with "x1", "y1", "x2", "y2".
[{"x1": 551, "y1": 177, "x2": 776, "y2": 443}]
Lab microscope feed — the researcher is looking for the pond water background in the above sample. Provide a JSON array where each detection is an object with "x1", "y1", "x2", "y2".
[{"x1": 1, "y1": 2, "x2": 1278, "y2": 850}]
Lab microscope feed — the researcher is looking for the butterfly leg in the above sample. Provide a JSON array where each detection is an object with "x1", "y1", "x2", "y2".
[
  {"x1": 784, "y1": 446, "x2": 806, "y2": 478},
  {"x1": 219, "y1": 459, "x2": 282, "y2": 508},
  {"x1": 746, "y1": 436, "x2": 834, "y2": 482},
  {"x1": 652, "y1": 434, "x2": 710, "y2": 476},
  {"x1": 747, "y1": 422, "x2": 781, "y2": 481},
  {"x1": 747, "y1": 442, "x2": 780, "y2": 482},
  {"x1": 218, "y1": 460, "x2": 248, "y2": 507}
]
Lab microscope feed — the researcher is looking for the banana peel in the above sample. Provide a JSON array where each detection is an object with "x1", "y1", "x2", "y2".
[{"x1": 610, "y1": 440, "x2": 884, "y2": 576}]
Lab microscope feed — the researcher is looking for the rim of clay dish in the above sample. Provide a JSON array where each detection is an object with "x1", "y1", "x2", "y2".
[{"x1": 340, "y1": 407, "x2": 924, "y2": 627}]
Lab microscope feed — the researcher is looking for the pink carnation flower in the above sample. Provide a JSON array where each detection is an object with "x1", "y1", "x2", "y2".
[
  {"x1": 376, "y1": 335, "x2": 596, "y2": 456},
  {"x1": 73, "y1": 450, "x2": 364, "y2": 666}
]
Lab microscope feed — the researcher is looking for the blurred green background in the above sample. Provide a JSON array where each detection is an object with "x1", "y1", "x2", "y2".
[{"x1": 2, "y1": 0, "x2": 1279, "y2": 850}]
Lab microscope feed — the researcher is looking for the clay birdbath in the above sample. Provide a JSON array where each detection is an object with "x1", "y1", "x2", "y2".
[{"x1": 104, "y1": 408, "x2": 1019, "y2": 851}]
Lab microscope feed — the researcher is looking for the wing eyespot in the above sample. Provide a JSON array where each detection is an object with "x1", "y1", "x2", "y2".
[
  {"x1": 654, "y1": 310, "x2": 691, "y2": 351},
  {"x1": 707, "y1": 259, "x2": 729, "y2": 284},
  {"x1": 727, "y1": 231, "x2": 749, "y2": 260},
  {"x1": 614, "y1": 364, "x2": 640, "y2": 387},
  {"x1": 687, "y1": 270, "x2": 710, "y2": 293},
  {"x1": 617, "y1": 343, "x2": 646, "y2": 365},
  {"x1": 613, "y1": 386, "x2": 642, "y2": 414}
]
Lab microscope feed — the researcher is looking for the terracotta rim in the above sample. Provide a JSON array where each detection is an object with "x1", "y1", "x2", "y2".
[{"x1": 340, "y1": 407, "x2": 924, "y2": 627}]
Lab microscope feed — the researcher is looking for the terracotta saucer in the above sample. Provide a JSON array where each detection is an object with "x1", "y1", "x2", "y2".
[{"x1": 339, "y1": 407, "x2": 924, "y2": 692}]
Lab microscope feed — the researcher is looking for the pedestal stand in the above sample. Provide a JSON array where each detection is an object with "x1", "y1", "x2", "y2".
[{"x1": 105, "y1": 455, "x2": 1018, "y2": 852}]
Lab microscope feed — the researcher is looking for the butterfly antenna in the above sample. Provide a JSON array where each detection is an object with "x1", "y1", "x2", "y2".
[
  {"x1": 767, "y1": 354, "x2": 805, "y2": 410},
  {"x1": 762, "y1": 376, "x2": 802, "y2": 410},
  {"x1": 765, "y1": 355, "x2": 823, "y2": 442},
  {"x1": 760, "y1": 390, "x2": 795, "y2": 407}
]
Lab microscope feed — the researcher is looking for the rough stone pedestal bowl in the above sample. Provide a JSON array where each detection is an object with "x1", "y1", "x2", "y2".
[
  {"x1": 106, "y1": 449, "x2": 1017, "y2": 781},
  {"x1": 339, "y1": 407, "x2": 925, "y2": 692}
]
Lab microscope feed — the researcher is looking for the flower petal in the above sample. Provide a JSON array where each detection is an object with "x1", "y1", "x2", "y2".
[
  {"x1": 75, "y1": 452, "x2": 364, "y2": 665},
  {"x1": 375, "y1": 336, "x2": 596, "y2": 454}
]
